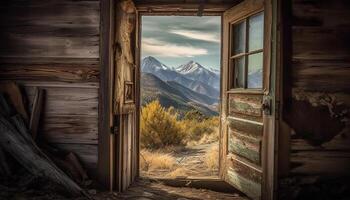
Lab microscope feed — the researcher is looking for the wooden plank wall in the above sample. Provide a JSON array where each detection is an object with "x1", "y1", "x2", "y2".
[
  {"x1": 281, "y1": 0, "x2": 350, "y2": 198},
  {"x1": 0, "y1": 0, "x2": 100, "y2": 176}
]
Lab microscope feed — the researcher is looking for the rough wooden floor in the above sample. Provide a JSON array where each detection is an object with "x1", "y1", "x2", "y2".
[{"x1": 112, "y1": 179, "x2": 247, "y2": 200}]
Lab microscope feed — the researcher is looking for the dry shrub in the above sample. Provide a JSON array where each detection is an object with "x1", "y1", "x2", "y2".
[
  {"x1": 204, "y1": 146, "x2": 219, "y2": 171},
  {"x1": 167, "y1": 167, "x2": 188, "y2": 178},
  {"x1": 140, "y1": 149, "x2": 176, "y2": 172},
  {"x1": 183, "y1": 116, "x2": 219, "y2": 142},
  {"x1": 140, "y1": 100, "x2": 185, "y2": 149}
]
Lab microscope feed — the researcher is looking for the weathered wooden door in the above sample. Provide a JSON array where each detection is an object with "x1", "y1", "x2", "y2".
[
  {"x1": 220, "y1": 0, "x2": 275, "y2": 199},
  {"x1": 113, "y1": 0, "x2": 138, "y2": 192}
]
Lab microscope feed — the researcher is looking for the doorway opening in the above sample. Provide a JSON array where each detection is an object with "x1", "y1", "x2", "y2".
[{"x1": 139, "y1": 15, "x2": 222, "y2": 179}]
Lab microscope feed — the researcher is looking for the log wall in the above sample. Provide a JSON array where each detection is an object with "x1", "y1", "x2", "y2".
[
  {"x1": 0, "y1": 0, "x2": 100, "y2": 176},
  {"x1": 281, "y1": 0, "x2": 350, "y2": 198}
]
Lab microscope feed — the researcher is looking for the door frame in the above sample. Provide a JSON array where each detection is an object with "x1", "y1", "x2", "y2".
[
  {"x1": 99, "y1": 1, "x2": 283, "y2": 199},
  {"x1": 136, "y1": 10, "x2": 224, "y2": 182}
]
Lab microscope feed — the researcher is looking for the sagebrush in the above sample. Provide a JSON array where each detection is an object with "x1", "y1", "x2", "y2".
[{"x1": 140, "y1": 100, "x2": 186, "y2": 149}]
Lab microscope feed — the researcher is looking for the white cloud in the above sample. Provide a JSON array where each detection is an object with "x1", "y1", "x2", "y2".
[
  {"x1": 169, "y1": 30, "x2": 220, "y2": 43},
  {"x1": 142, "y1": 38, "x2": 208, "y2": 58}
]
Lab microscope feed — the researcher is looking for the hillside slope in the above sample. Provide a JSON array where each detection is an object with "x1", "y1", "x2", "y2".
[{"x1": 141, "y1": 73, "x2": 218, "y2": 116}]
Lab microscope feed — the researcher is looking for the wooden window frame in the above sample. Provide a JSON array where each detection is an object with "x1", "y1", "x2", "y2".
[
  {"x1": 229, "y1": 11, "x2": 265, "y2": 91},
  {"x1": 226, "y1": 8, "x2": 266, "y2": 95}
]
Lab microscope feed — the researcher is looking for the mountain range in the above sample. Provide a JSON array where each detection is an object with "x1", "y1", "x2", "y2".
[
  {"x1": 141, "y1": 56, "x2": 221, "y2": 116},
  {"x1": 141, "y1": 73, "x2": 218, "y2": 116}
]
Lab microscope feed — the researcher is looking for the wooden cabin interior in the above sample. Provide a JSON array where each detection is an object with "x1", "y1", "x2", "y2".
[{"x1": 0, "y1": 0, "x2": 349, "y2": 199}]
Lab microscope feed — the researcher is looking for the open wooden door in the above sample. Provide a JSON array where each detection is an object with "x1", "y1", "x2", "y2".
[
  {"x1": 220, "y1": 0, "x2": 275, "y2": 199},
  {"x1": 112, "y1": 0, "x2": 138, "y2": 192}
]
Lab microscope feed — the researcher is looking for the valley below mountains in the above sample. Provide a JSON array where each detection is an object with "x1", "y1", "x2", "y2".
[{"x1": 141, "y1": 56, "x2": 220, "y2": 116}]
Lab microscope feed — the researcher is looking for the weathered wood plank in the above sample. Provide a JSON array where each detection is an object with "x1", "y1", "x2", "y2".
[
  {"x1": 229, "y1": 131, "x2": 261, "y2": 164},
  {"x1": 229, "y1": 94, "x2": 262, "y2": 118},
  {"x1": 285, "y1": 0, "x2": 350, "y2": 189},
  {"x1": 225, "y1": 155, "x2": 262, "y2": 200},
  {"x1": 0, "y1": 0, "x2": 100, "y2": 62},
  {"x1": 0, "y1": 65, "x2": 100, "y2": 83},
  {"x1": 291, "y1": 150, "x2": 350, "y2": 176},
  {"x1": 227, "y1": 168, "x2": 261, "y2": 200},
  {"x1": 25, "y1": 86, "x2": 98, "y2": 116},
  {"x1": 40, "y1": 115, "x2": 98, "y2": 145},
  {"x1": 29, "y1": 88, "x2": 44, "y2": 140},
  {"x1": 228, "y1": 117, "x2": 263, "y2": 137}
]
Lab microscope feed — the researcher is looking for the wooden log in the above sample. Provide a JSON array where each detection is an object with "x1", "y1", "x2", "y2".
[
  {"x1": 0, "y1": 82, "x2": 29, "y2": 121},
  {"x1": 29, "y1": 87, "x2": 44, "y2": 140},
  {"x1": 0, "y1": 93, "x2": 85, "y2": 197}
]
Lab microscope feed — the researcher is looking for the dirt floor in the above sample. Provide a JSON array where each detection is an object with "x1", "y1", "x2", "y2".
[{"x1": 141, "y1": 142, "x2": 219, "y2": 178}]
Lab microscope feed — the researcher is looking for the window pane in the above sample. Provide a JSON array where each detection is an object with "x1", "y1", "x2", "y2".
[
  {"x1": 233, "y1": 57, "x2": 245, "y2": 88},
  {"x1": 232, "y1": 21, "x2": 246, "y2": 55},
  {"x1": 248, "y1": 12, "x2": 264, "y2": 52},
  {"x1": 247, "y1": 53, "x2": 263, "y2": 88}
]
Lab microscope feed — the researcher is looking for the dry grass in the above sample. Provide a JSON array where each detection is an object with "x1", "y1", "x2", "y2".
[
  {"x1": 140, "y1": 149, "x2": 176, "y2": 172},
  {"x1": 204, "y1": 145, "x2": 219, "y2": 171},
  {"x1": 167, "y1": 167, "x2": 188, "y2": 178},
  {"x1": 187, "y1": 128, "x2": 219, "y2": 146}
]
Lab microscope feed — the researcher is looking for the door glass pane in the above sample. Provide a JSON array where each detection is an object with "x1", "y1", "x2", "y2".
[
  {"x1": 234, "y1": 57, "x2": 245, "y2": 88},
  {"x1": 232, "y1": 21, "x2": 246, "y2": 55},
  {"x1": 247, "y1": 53, "x2": 263, "y2": 88},
  {"x1": 248, "y1": 12, "x2": 264, "y2": 51}
]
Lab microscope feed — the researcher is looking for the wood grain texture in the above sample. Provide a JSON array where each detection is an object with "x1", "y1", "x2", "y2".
[
  {"x1": 0, "y1": 0, "x2": 100, "y2": 178},
  {"x1": 228, "y1": 93, "x2": 263, "y2": 120},
  {"x1": 291, "y1": 0, "x2": 350, "y2": 93},
  {"x1": 220, "y1": 1, "x2": 270, "y2": 199},
  {"x1": 229, "y1": 131, "x2": 261, "y2": 164},
  {"x1": 23, "y1": 84, "x2": 98, "y2": 144},
  {"x1": 228, "y1": 117, "x2": 263, "y2": 137},
  {"x1": 0, "y1": 0, "x2": 100, "y2": 63},
  {"x1": 225, "y1": 155, "x2": 262, "y2": 199},
  {"x1": 0, "y1": 64, "x2": 100, "y2": 83},
  {"x1": 134, "y1": 0, "x2": 242, "y2": 12},
  {"x1": 283, "y1": 0, "x2": 350, "y2": 194}
]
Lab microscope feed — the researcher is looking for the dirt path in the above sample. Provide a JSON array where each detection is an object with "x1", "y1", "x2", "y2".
[
  {"x1": 173, "y1": 142, "x2": 219, "y2": 178},
  {"x1": 141, "y1": 142, "x2": 219, "y2": 178}
]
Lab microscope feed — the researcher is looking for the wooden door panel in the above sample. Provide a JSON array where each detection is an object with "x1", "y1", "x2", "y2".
[
  {"x1": 220, "y1": 0, "x2": 275, "y2": 199},
  {"x1": 228, "y1": 117, "x2": 263, "y2": 137},
  {"x1": 226, "y1": 157, "x2": 262, "y2": 198},
  {"x1": 113, "y1": 0, "x2": 138, "y2": 192},
  {"x1": 229, "y1": 94, "x2": 263, "y2": 119},
  {"x1": 229, "y1": 131, "x2": 262, "y2": 164}
]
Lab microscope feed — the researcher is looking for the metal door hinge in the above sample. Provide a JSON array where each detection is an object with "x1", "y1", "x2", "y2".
[{"x1": 262, "y1": 96, "x2": 272, "y2": 116}]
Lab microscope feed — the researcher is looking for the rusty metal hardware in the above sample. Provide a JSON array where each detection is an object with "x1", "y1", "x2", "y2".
[{"x1": 262, "y1": 96, "x2": 272, "y2": 115}]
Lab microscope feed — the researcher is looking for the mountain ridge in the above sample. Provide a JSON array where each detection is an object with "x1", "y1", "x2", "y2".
[
  {"x1": 141, "y1": 73, "x2": 218, "y2": 116},
  {"x1": 141, "y1": 56, "x2": 220, "y2": 98}
]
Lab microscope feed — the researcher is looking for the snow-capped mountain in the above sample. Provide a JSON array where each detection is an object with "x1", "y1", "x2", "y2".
[
  {"x1": 141, "y1": 56, "x2": 181, "y2": 81},
  {"x1": 141, "y1": 56, "x2": 171, "y2": 72},
  {"x1": 176, "y1": 61, "x2": 220, "y2": 89},
  {"x1": 141, "y1": 56, "x2": 220, "y2": 99},
  {"x1": 209, "y1": 67, "x2": 220, "y2": 75}
]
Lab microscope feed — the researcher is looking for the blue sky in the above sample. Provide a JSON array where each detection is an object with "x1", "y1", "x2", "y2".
[{"x1": 141, "y1": 16, "x2": 221, "y2": 70}]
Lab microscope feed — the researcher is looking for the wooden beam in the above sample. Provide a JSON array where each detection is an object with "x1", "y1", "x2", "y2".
[
  {"x1": 98, "y1": 0, "x2": 115, "y2": 190},
  {"x1": 135, "y1": 2, "x2": 241, "y2": 12},
  {"x1": 29, "y1": 87, "x2": 44, "y2": 140}
]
